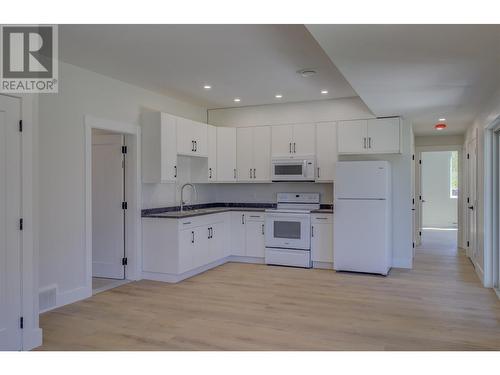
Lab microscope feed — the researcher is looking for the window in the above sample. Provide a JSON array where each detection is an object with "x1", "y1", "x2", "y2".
[{"x1": 450, "y1": 151, "x2": 458, "y2": 198}]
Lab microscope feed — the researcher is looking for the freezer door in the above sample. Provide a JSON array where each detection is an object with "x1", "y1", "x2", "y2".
[
  {"x1": 335, "y1": 161, "x2": 390, "y2": 199},
  {"x1": 333, "y1": 199, "x2": 391, "y2": 275}
]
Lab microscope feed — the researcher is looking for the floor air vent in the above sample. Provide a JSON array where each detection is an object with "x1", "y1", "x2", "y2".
[{"x1": 39, "y1": 285, "x2": 57, "y2": 313}]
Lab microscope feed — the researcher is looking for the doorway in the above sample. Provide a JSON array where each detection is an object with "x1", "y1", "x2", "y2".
[
  {"x1": 91, "y1": 129, "x2": 128, "y2": 293},
  {"x1": 0, "y1": 95, "x2": 22, "y2": 350},
  {"x1": 417, "y1": 149, "x2": 462, "y2": 254},
  {"x1": 84, "y1": 116, "x2": 142, "y2": 297}
]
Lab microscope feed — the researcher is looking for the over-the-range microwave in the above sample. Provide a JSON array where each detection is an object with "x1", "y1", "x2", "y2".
[{"x1": 271, "y1": 156, "x2": 315, "y2": 181}]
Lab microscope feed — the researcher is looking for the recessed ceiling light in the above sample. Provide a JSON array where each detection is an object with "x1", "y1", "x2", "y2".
[
  {"x1": 321, "y1": 89, "x2": 329, "y2": 94},
  {"x1": 435, "y1": 123, "x2": 447, "y2": 130},
  {"x1": 233, "y1": 98, "x2": 241, "y2": 103},
  {"x1": 275, "y1": 94, "x2": 283, "y2": 99},
  {"x1": 297, "y1": 69, "x2": 317, "y2": 78},
  {"x1": 438, "y1": 118, "x2": 446, "y2": 122},
  {"x1": 203, "y1": 85, "x2": 212, "y2": 90}
]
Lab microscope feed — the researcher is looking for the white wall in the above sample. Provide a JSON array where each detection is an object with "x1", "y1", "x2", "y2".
[
  {"x1": 415, "y1": 135, "x2": 464, "y2": 147},
  {"x1": 464, "y1": 87, "x2": 500, "y2": 286},
  {"x1": 208, "y1": 99, "x2": 414, "y2": 268},
  {"x1": 421, "y1": 151, "x2": 458, "y2": 228},
  {"x1": 38, "y1": 61, "x2": 209, "y2": 305}
]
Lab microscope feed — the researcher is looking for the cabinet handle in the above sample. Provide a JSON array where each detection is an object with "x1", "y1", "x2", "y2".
[
  {"x1": 317, "y1": 167, "x2": 320, "y2": 179},
  {"x1": 368, "y1": 137, "x2": 372, "y2": 149},
  {"x1": 311, "y1": 225, "x2": 314, "y2": 237},
  {"x1": 249, "y1": 215, "x2": 261, "y2": 218},
  {"x1": 194, "y1": 141, "x2": 197, "y2": 152},
  {"x1": 242, "y1": 214, "x2": 245, "y2": 225},
  {"x1": 363, "y1": 137, "x2": 366, "y2": 149},
  {"x1": 174, "y1": 165, "x2": 177, "y2": 178},
  {"x1": 261, "y1": 224, "x2": 264, "y2": 235},
  {"x1": 253, "y1": 168, "x2": 256, "y2": 179},
  {"x1": 191, "y1": 140, "x2": 194, "y2": 152},
  {"x1": 183, "y1": 221, "x2": 192, "y2": 225},
  {"x1": 234, "y1": 168, "x2": 237, "y2": 179},
  {"x1": 211, "y1": 227, "x2": 214, "y2": 238},
  {"x1": 293, "y1": 142, "x2": 296, "y2": 153},
  {"x1": 316, "y1": 217, "x2": 328, "y2": 220},
  {"x1": 209, "y1": 167, "x2": 212, "y2": 179},
  {"x1": 289, "y1": 142, "x2": 292, "y2": 153},
  {"x1": 249, "y1": 168, "x2": 252, "y2": 178},
  {"x1": 191, "y1": 231, "x2": 195, "y2": 243}
]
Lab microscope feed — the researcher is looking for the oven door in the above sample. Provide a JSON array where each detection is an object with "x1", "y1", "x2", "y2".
[{"x1": 265, "y1": 212, "x2": 311, "y2": 250}]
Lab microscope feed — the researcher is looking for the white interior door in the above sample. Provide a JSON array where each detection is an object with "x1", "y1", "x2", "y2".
[
  {"x1": 92, "y1": 133, "x2": 125, "y2": 279},
  {"x1": 0, "y1": 95, "x2": 22, "y2": 350},
  {"x1": 467, "y1": 138, "x2": 478, "y2": 261}
]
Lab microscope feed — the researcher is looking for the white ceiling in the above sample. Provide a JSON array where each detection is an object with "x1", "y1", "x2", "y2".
[
  {"x1": 59, "y1": 25, "x2": 357, "y2": 109},
  {"x1": 307, "y1": 25, "x2": 500, "y2": 135}
]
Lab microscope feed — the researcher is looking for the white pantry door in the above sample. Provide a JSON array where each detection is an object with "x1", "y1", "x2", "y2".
[
  {"x1": 0, "y1": 95, "x2": 22, "y2": 350},
  {"x1": 92, "y1": 134, "x2": 125, "y2": 279}
]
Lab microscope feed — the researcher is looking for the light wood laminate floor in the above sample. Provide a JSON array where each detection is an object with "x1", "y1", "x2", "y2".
[{"x1": 38, "y1": 239, "x2": 500, "y2": 350}]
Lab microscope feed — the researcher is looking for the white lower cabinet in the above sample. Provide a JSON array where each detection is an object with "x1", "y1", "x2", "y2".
[
  {"x1": 244, "y1": 213, "x2": 265, "y2": 258},
  {"x1": 311, "y1": 214, "x2": 333, "y2": 266},
  {"x1": 142, "y1": 213, "x2": 228, "y2": 282},
  {"x1": 230, "y1": 211, "x2": 246, "y2": 256}
]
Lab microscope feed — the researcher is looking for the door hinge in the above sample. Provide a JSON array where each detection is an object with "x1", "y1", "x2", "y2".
[
  {"x1": 19, "y1": 218, "x2": 23, "y2": 231},
  {"x1": 19, "y1": 120, "x2": 23, "y2": 132},
  {"x1": 122, "y1": 257, "x2": 128, "y2": 266},
  {"x1": 122, "y1": 202, "x2": 128, "y2": 210},
  {"x1": 20, "y1": 317, "x2": 24, "y2": 329},
  {"x1": 121, "y1": 145, "x2": 128, "y2": 154},
  {"x1": 418, "y1": 159, "x2": 422, "y2": 165}
]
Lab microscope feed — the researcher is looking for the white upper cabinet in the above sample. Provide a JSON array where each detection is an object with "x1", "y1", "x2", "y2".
[
  {"x1": 315, "y1": 122, "x2": 337, "y2": 182},
  {"x1": 177, "y1": 117, "x2": 208, "y2": 157},
  {"x1": 216, "y1": 127, "x2": 237, "y2": 182},
  {"x1": 367, "y1": 118, "x2": 401, "y2": 153},
  {"x1": 337, "y1": 119, "x2": 367, "y2": 154},
  {"x1": 338, "y1": 118, "x2": 401, "y2": 155},
  {"x1": 236, "y1": 127, "x2": 254, "y2": 182},
  {"x1": 207, "y1": 125, "x2": 217, "y2": 182},
  {"x1": 252, "y1": 127, "x2": 271, "y2": 181},
  {"x1": 271, "y1": 125, "x2": 293, "y2": 156},
  {"x1": 142, "y1": 112, "x2": 177, "y2": 183},
  {"x1": 292, "y1": 123, "x2": 316, "y2": 155},
  {"x1": 271, "y1": 123, "x2": 315, "y2": 157},
  {"x1": 237, "y1": 126, "x2": 271, "y2": 182}
]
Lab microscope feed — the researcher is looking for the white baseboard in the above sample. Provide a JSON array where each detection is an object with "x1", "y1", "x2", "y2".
[
  {"x1": 392, "y1": 258, "x2": 412, "y2": 269},
  {"x1": 474, "y1": 261, "x2": 485, "y2": 286},
  {"x1": 56, "y1": 286, "x2": 91, "y2": 311},
  {"x1": 494, "y1": 288, "x2": 500, "y2": 300},
  {"x1": 23, "y1": 328, "x2": 43, "y2": 351},
  {"x1": 312, "y1": 261, "x2": 333, "y2": 269},
  {"x1": 142, "y1": 257, "x2": 229, "y2": 283},
  {"x1": 228, "y1": 255, "x2": 265, "y2": 264}
]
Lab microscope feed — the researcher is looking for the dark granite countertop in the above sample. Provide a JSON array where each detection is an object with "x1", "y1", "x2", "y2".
[{"x1": 142, "y1": 203, "x2": 333, "y2": 219}]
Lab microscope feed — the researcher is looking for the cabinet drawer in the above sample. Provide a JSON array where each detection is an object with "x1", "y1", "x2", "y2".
[
  {"x1": 245, "y1": 212, "x2": 265, "y2": 221},
  {"x1": 311, "y1": 214, "x2": 333, "y2": 224}
]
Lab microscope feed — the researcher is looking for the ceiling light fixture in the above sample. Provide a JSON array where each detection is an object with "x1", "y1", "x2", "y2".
[
  {"x1": 233, "y1": 98, "x2": 241, "y2": 103},
  {"x1": 435, "y1": 123, "x2": 447, "y2": 131},
  {"x1": 438, "y1": 118, "x2": 446, "y2": 122},
  {"x1": 275, "y1": 94, "x2": 283, "y2": 99},
  {"x1": 321, "y1": 89, "x2": 329, "y2": 94},
  {"x1": 203, "y1": 85, "x2": 212, "y2": 90},
  {"x1": 298, "y1": 69, "x2": 317, "y2": 78}
]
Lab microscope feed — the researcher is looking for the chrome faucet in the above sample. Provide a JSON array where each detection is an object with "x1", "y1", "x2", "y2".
[{"x1": 180, "y1": 183, "x2": 197, "y2": 212}]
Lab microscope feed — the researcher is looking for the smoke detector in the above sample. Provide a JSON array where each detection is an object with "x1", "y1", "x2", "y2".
[{"x1": 298, "y1": 69, "x2": 317, "y2": 78}]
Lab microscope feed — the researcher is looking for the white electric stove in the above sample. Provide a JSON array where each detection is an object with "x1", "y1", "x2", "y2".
[{"x1": 264, "y1": 193, "x2": 320, "y2": 268}]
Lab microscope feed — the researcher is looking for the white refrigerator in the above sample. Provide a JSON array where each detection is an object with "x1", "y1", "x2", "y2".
[{"x1": 333, "y1": 161, "x2": 392, "y2": 275}]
